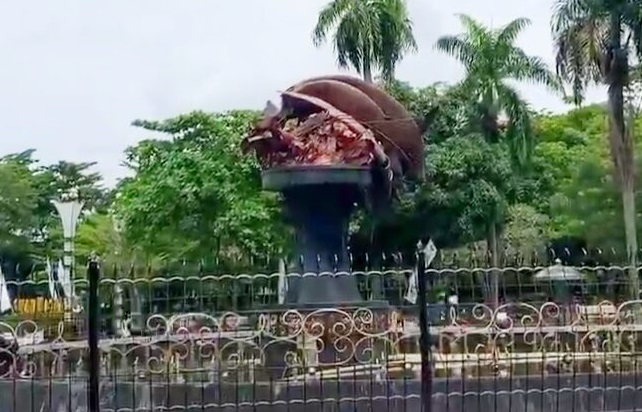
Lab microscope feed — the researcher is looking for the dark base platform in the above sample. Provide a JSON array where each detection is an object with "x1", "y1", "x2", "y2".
[{"x1": 8, "y1": 373, "x2": 642, "y2": 412}]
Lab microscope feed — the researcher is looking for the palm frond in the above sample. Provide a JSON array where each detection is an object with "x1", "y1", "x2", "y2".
[
  {"x1": 334, "y1": 14, "x2": 370, "y2": 72},
  {"x1": 505, "y1": 49, "x2": 563, "y2": 92},
  {"x1": 554, "y1": 23, "x2": 607, "y2": 102},
  {"x1": 496, "y1": 84, "x2": 533, "y2": 167},
  {"x1": 551, "y1": 0, "x2": 610, "y2": 104},
  {"x1": 631, "y1": 63, "x2": 642, "y2": 82},
  {"x1": 455, "y1": 13, "x2": 488, "y2": 41},
  {"x1": 376, "y1": 0, "x2": 417, "y2": 81},
  {"x1": 622, "y1": 0, "x2": 642, "y2": 58},
  {"x1": 496, "y1": 17, "x2": 532, "y2": 46},
  {"x1": 312, "y1": 0, "x2": 352, "y2": 47},
  {"x1": 551, "y1": 0, "x2": 607, "y2": 34},
  {"x1": 436, "y1": 11, "x2": 561, "y2": 169},
  {"x1": 434, "y1": 36, "x2": 476, "y2": 68}
]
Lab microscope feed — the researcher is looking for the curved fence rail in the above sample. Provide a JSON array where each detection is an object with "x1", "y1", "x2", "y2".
[{"x1": 0, "y1": 259, "x2": 641, "y2": 411}]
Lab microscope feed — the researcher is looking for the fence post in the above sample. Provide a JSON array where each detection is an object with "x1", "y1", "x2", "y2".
[
  {"x1": 416, "y1": 241, "x2": 432, "y2": 412},
  {"x1": 87, "y1": 255, "x2": 100, "y2": 412}
]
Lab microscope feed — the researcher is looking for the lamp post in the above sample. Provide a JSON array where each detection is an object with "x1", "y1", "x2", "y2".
[{"x1": 51, "y1": 189, "x2": 84, "y2": 310}]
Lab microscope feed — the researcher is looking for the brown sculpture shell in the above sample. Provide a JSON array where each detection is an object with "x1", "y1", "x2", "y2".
[
  {"x1": 289, "y1": 80, "x2": 387, "y2": 126},
  {"x1": 281, "y1": 90, "x2": 371, "y2": 136},
  {"x1": 289, "y1": 76, "x2": 424, "y2": 180}
]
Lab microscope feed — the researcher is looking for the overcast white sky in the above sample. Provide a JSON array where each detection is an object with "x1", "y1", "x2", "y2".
[{"x1": 0, "y1": 0, "x2": 605, "y2": 186}]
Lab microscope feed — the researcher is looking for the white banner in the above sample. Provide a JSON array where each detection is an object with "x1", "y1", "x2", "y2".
[
  {"x1": 277, "y1": 259, "x2": 287, "y2": 304},
  {"x1": 0, "y1": 266, "x2": 12, "y2": 313},
  {"x1": 46, "y1": 257, "x2": 58, "y2": 300},
  {"x1": 57, "y1": 259, "x2": 73, "y2": 299},
  {"x1": 405, "y1": 239, "x2": 438, "y2": 304}
]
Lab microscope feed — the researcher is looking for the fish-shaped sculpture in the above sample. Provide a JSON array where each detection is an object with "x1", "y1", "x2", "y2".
[
  {"x1": 287, "y1": 75, "x2": 436, "y2": 181},
  {"x1": 245, "y1": 76, "x2": 438, "y2": 212}
]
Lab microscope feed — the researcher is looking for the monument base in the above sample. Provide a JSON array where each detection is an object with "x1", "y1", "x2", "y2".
[
  {"x1": 260, "y1": 165, "x2": 395, "y2": 379},
  {"x1": 262, "y1": 165, "x2": 373, "y2": 305},
  {"x1": 257, "y1": 301, "x2": 396, "y2": 379}
]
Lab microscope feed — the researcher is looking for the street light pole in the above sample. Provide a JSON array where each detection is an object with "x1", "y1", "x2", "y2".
[
  {"x1": 51, "y1": 192, "x2": 84, "y2": 309},
  {"x1": 111, "y1": 215, "x2": 125, "y2": 337}
]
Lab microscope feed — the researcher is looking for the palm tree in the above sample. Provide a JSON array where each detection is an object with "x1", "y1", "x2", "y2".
[
  {"x1": 436, "y1": 15, "x2": 561, "y2": 166},
  {"x1": 552, "y1": 0, "x2": 642, "y2": 299},
  {"x1": 435, "y1": 15, "x2": 561, "y2": 306},
  {"x1": 312, "y1": 0, "x2": 417, "y2": 82}
]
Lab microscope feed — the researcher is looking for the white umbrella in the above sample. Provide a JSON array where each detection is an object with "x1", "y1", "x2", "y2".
[{"x1": 534, "y1": 259, "x2": 584, "y2": 281}]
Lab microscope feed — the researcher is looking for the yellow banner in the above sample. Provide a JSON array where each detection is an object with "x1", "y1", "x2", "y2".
[{"x1": 13, "y1": 298, "x2": 67, "y2": 315}]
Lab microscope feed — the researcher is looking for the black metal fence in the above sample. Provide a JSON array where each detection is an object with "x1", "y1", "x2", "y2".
[{"x1": 1, "y1": 249, "x2": 642, "y2": 411}]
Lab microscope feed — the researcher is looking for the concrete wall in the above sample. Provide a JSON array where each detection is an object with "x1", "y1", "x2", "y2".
[{"x1": 0, "y1": 373, "x2": 640, "y2": 412}]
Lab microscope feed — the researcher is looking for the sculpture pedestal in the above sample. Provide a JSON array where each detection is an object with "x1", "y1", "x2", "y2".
[
  {"x1": 261, "y1": 166, "x2": 393, "y2": 376},
  {"x1": 263, "y1": 165, "x2": 371, "y2": 305}
]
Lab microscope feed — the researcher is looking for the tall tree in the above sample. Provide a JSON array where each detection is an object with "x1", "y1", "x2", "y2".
[
  {"x1": 435, "y1": 15, "x2": 561, "y2": 286},
  {"x1": 552, "y1": 0, "x2": 642, "y2": 298},
  {"x1": 436, "y1": 15, "x2": 561, "y2": 166},
  {"x1": 312, "y1": 0, "x2": 417, "y2": 82},
  {"x1": 434, "y1": 16, "x2": 561, "y2": 307}
]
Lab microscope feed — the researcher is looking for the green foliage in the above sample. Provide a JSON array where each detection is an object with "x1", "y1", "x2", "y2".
[
  {"x1": 74, "y1": 213, "x2": 121, "y2": 263},
  {"x1": 418, "y1": 134, "x2": 513, "y2": 244},
  {"x1": 115, "y1": 111, "x2": 290, "y2": 263},
  {"x1": 353, "y1": 79, "x2": 515, "y2": 255},
  {"x1": 503, "y1": 203, "x2": 551, "y2": 260},
  {"x1": 355, "y1": 133, "x2": 512, "y2": 253},
  {"x1": 380, "y1": 78, "x2": 641, "y2": 264},
  {"x1": 312, "y1": 0, "x2": 416, "y2": 81},
  {"x1": 0, "y1": 150, "x2": 108, "y2": 279},
  {"x1": 527, "y1": 104, "x2": 642, "y2": 253},
  {"x1": 0, "y1": 153, "x2": 37, "y2": 254}
]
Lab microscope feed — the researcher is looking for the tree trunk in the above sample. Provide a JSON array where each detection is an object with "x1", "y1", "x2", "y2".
[
  {"x1": 483, "y1": 222, "x2": 500, "y2": 308},
  {"x1": 622, "y1": 188, "x2": 638, "y2": 298},
  {"x1": 363, "y1": 61, "x2": 373, "y2": 83},
  {"x1": 606, "y1": 10, "x2": 638, "y2": 299},
  {"x1": 625, "y1": 100, "x2": 640, "y2": 299}
]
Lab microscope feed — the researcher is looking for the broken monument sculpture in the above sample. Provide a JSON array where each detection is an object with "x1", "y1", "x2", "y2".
[{"x1": 242, "y1": 75, "x2": 434, "y2": 306}]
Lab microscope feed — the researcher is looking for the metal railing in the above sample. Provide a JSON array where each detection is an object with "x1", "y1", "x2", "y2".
[{"x1": 0, "y1": 250, "x2": 641, "y2": 411}]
